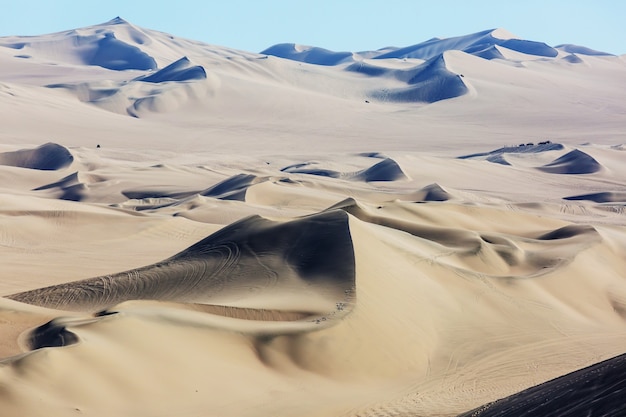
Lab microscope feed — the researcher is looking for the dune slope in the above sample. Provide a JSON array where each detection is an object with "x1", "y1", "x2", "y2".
[{"x1": 8, "y1": 210, "x2": 355, "y2": 316}]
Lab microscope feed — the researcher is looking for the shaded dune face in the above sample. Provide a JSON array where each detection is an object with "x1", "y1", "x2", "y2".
[
  {"x1": 88, "y1": 33, "x2": 157, "y2": 70},
  {"x1": 457, "y1": 352, "x2": 626, "y2": 417},
  {"x1": 33, "y1": 171, "x2": 108, "y2": 202},
  {"x1": 8, "y1": 210, "x2": 355, "y2": 314},
  {"x1": 371, "y1": 29, "x2": 557, "y2": 60},
  {"x1": 1, "y1": 29, "x2": 157, "y2": 71},
  {"x1": 411, "y1": 183, "x2": 451, "y2": 202},
  {"x1": 564, "y1": 191, "x2": 626, "y2": 203},
  {"x1": 354, "y1": 158, "x2": 407, "y2": 182},
  {"x1": 458, "y1": 142, "x2": 564, "y2": 160},
  {"x1": 200, "y1": 173, "x2": 262, "y2": 200},
  {"x1": 138, "y1": 57, "x2": 206, "y2": 83},
  {"x1": 27, "y1": 317, "x2": 88, "y2": 350},
  {"x1": 121, "y1": 174, "x2": 264, "y2": 202},
  {"x1": 260, "y1": 44, "x2": 353, "y2": 66},
  {"x1": 0, "y1": 143, "x2": 73, "y2": 170},
  {"x1": 368, "y1": 54, "x2": 468, "y2": 103},
  {"x1": 537, "y1": 224, "x2": 598, "y2": 240},
  {"x1": 538, "y1": 149, "x2": 602, "y2": 174},
  {"x1": 280, "y1": 158, "x2": 408, "y2": 182}
]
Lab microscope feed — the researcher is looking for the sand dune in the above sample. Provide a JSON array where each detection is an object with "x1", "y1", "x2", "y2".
[
  {"x1": 459, "y1": 352, "x2": 626, "y2": 416},
  {"x1": 564, "y1": 191, "x2": 626, "y2": 203},
  {"x1": 3, "y1": 190, "x2": 624, "y2": 416},
  {"x1": 410, "y1": 183, "x2": 452, "y2": 202},
  {"x1": 556, "y1": 43, "x2": 614, "y2": 56},
  {"x1": 8, "y1": 210, "x2": 355, "y2": 314},
  {"x1": 260, "y1": 43, "x2": 354, "y2": 65},
  {"x1": 459, "y1": 141, "x2": 564, "y2": 160},
  {"x1": 123, "y1": 174, "x2": 269, "y2": 202},
  {"x1": 561, "y1": 53, "x2": 585, "y2": 64},
  {"x1": 345, "y1": 52, "x2": 469, "y2": 102},
  {"x1": 200, "y1": 173, "x2": 265, "y2": 200},
  {"x1": 369, "y1": 53, "x2": 468, "y2": 102},
  {"x1": 265, "y1": 28, "x2": 558, "y2": 63},
  {"x1": 0, "y1": 19, "x2": 157, "y2": 71},
  {"x1": 456, "y1": 143, "x2": 610, "y2": 178},
  {"x1": 538, "y1": 149, "x2": 602, "y2": 174},
  {"x1": 1, "y1": 18, "x2": 626, "y2": 417},
  {"x1": 281, "y1": 157, "x2": 408, "y2": 181},
  {"x1": 354, "y1": 157, "x2": 407, "y2": 181},
  {"x1": 46, "y1": 58, "x2": 218, "y2": 117},
  {"x1": 138, "y1": 56, "x2": 206, "y2": 83},
  {"x1": 33, "y1": 171, "x2": 109, "y2": 201},
  {"x1": 0, "y1": 142, "x2": 73, "y2": 170}
]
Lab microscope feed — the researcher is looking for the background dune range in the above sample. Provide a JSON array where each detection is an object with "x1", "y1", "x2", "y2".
[{"x1": 1, "y1": 18, "x2": 626, "y2": 416}]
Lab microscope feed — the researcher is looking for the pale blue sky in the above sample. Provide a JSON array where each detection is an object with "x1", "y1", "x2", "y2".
[{"x1": 1, "y1": 0, "x2": 624, "y2": 54}]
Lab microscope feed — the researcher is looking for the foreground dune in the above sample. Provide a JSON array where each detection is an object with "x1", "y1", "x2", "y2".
[
  {"x1": 1, "y1": 18, "x2": 626, "y2": 417},
  {"x1": 458, "y1": 352, "x2": 626, "y2": 416},
  {"x1": 2, "y1": 145, "x2": 625, "y2": 416}
]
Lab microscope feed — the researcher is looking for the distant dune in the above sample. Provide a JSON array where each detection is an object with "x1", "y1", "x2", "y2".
[
  {"x1": 538, "y1": 149, "x2": 602, "y2": 174},
  {"x1": 260, "y1": 43, "x2": 354, "y2": 65},
  {"x1": 138, "y1": 56, "x2": 206, "y2": 83},
  {"x1": 410, "y1": 183, "x2": 452, "y2": 202},
  {"x1": 0, "y1": 142, "x2": 73, "y2": 170},
  {"x1": 33, "y1": 171, "x2": 94, "y2": 201},
  {"x1": 564, "y1": 191, "x2": 626, "y2": 203}
]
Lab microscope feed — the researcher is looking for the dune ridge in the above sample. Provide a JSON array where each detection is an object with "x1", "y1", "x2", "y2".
[
  {"x1": 264, "y1": 28, "x2": 562, "y2": 64},
  {"x1": 538, "y1": 149, "x2": 602, "y2": 174},
  {"x1": 33, "y1": 171, "x2": 108, "y2": 201},
  {"x1": 281, "y1": 157, "x2": 408, "y2": 181},
  {"x1": 260, "y1": 43, "x2": 354, "y2": 66},
  {"x1": 370, "y1": 53, "x2": 469, "y2": 103},
  {"x1": 8, "y1": 210, "x2": 355, "y2": 315},
  {"x1": 138, "y1": 56, "x2": 207, "y2": 83}
]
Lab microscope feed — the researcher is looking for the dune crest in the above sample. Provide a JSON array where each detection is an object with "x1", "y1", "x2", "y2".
[
  {"x1": 138, "y1": 56, "x2": 207, "y2": 83},
  {"x1": 363, "y1": 53, "x2": 469, "y2": 103},
  {"x1": 33, "y1": 171, "x2": 107, "y2": 201},
  {"x1": 200, "y1": 173, "x2": 266, "y2": 200},
  {"x1": 410, "y1": 183, "x2": 452, "y2": 201},
  {"x1": 8, "y1": 210, "x2": 355, "y2": 318},
  {"x1": 280, "y1": 158, "x2": 408, "y2": 181},
  {"x1": 538, "y1": 149, "x2": 602, "y2": 174}
]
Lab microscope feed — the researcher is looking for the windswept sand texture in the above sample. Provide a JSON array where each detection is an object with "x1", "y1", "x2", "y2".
[{"x1": 1, "y1": 18, "x2": 626, "y2": 417}]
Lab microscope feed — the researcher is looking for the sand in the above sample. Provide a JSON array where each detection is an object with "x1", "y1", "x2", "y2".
[{"x1": 1, "y1": 19, "x2": 626, "y2": 416}]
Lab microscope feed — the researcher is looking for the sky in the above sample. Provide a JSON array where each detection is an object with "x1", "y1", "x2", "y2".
[{"x1": 1, "y1": 0, "x2": 624, "y2": 55}]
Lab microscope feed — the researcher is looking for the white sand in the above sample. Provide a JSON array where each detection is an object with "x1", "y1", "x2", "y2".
[{"x1": 1, "y1": 19, "x2": 626, "y2": 417}]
